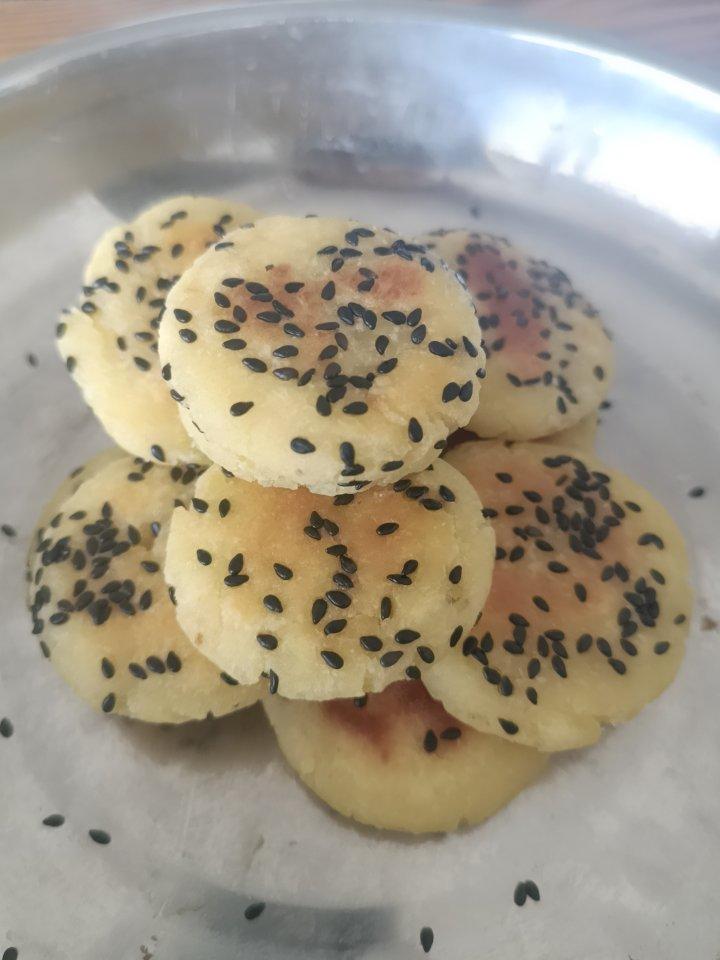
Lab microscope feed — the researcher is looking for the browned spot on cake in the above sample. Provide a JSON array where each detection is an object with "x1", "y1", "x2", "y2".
[
  {"x1": 323, "y1": 681, "x2": 464, "y2": 762},
  {"x1": 463, "y1": 245, "x2": 550, "y2": 378}
]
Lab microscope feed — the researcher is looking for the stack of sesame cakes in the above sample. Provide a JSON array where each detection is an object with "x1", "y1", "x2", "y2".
[{"x1": 27, "y1": 198, "x2": 691, "y2": 834}]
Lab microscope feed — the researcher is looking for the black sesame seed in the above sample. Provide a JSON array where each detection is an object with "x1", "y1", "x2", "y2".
[
  {"x1": 257, "y1": 633, "x2": 278, "y2": 650},
  {"x1": 423, "y1": 729, "x2": 438, "y2": 752},
  {"x1": 244, "y1": 902, "x2": 266, "y2": 921},
  {"x1": 263, "y1": 595, "x2": 283, "y2": 614},
  {"x1": 179, "y1": 329, "x2": 197, "y2": 343},
  {"x1": 408, "y1": 418, "x2": 423, "y2": 443},
  {"x1": 499, "y1": 718, "x2": 519, "y2": 735},
  {"x1": 101, "y1": 693, "x2": 116, "y2": 713},
  {"x1": 377, "y1": 522, "x2": 399, "y2": 536},
  {"x1": 42, "y1": 813, "x2": 65, "y2": 827},
  {"x1": 101, "y1": 657, "x2": 115, "y2": 679},
  {"x1": 243, "y1": 357, "x2": 267, "y2": 373},
  {"x1": 576, "y1": 634, "x2": 592, "y2": 653},
  {"x1": 462, "y1": 635, "x2": 478, "y2": 657},
  {"x1": 449, "y1": 565, "x2": 462, "y2": 584},
  {"x1": 638, "y1": 532, "x2": 664, "y2": 549},
  {"x1": 267, "y1": 670, "x2": 279, "y2": 694},
  {"x1": 273, "y1": 345, "x2": 299, "y2": 359},
  {"x1": 513, "y1": 882, "x2": 527, "y2": 907},
  {"x1": 326, "y1": 590, "x2": 351, "y2": 609},
  {"x1": 321, "y1": 650, "x2": 344, "y2": 669},
  {"x1": 596, "y1": 637, "x2": 612, "y2": 657},
  {"x1": 354, "y1": 636, "x2": 384, "y2": 658},
  {"x1": 654, "y1": 641, "x2": 670, "y2": 655},
  {"x1": 339, "y1": 441, "x2": 355, "y2": 466},
  {"x1": 89, "y1": 599, "x2": 111, "y2": 626},
  {"x1": 373, "y1": 334, "x2": 390, "y2": 356},
  {"x1": 428, "y1": 341, "x2": 453, "y2": 357},
  {"x1": 440, "y1": 726, "x2": 461, "y2": 741},
  {"x1": 146, "y1": 656, "x2": 165, "y2": 674},
  {"x1": 688, "y1": 486, "x2": 705, "y2": 498},
  {"x1": 380, "y1": 650, "x2": 403, "y2": 667},
  {"x1": 441, "y1": 382, "x2": 460, "y2": 403},
  {"x1": 89, "y1": 829, "x2": 111, "y2": 845},
  {"x1": 316, "y1": 396, "x2": 332, "y2": 417},
  {"x1": 291, "y1": 437, "x2": 315, "y2": 454},
  {"x1": 224, "y1": 573, "x2": 249, "y2": 587},
  {"x1": 459, "y1": 381, "x2": 473, "y2": 401},
  {"x1": 166, "y1": 651, "x2": 182, "y2": 672},
  {"x1": 387, "y1": 573, "x2": 412, "y2": 585},
  {"x1": 324, "y1": 619, "x2": 347, "y2": 635},
  {"x1": 310, "y1": 598, "x2": 329, "y2": 625},
  {"x1": 551, "y1": 656, "x2": 567, "y2": 678},
  {"x1": 377, "y1": 358, "x2": 398, "y2": 375},
  {"x1": 0, "y1": 717, "x2": 14, "y2": 738},
  {"x1": 196, "y1": 549, "x2": 212, "y2": 566},
  {"x1": 525, "y1": 880, "x2": 540, "y2": 902}
]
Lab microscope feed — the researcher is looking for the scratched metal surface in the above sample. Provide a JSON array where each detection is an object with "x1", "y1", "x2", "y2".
[{"x1": 0, "y1": 5, "x2": 719, "y2": 958}]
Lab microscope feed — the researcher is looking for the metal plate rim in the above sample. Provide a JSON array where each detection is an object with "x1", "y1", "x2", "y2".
[{"x1": 2, "y1": 0, "x2": 720, "y2": 105}]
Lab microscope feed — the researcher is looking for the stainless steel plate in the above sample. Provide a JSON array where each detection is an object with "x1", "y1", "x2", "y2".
[{"x1": 1, "y1": 4, "x2": 719, "y2": 957}]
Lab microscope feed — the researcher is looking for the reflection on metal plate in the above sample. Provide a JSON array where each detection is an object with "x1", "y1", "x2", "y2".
[{"x1": 0, "y1": 4, "x2": 718, "y2": 958}]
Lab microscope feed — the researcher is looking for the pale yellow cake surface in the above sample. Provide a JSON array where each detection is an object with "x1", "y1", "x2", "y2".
[
  {"x1": 265, "y1": 681, "x2": 548, "y2": 833},
  {"x1": 424, "y1": 441, "x2": 691, "y2": 750},
  {"x1": 159, "y1": 216, "x2": 485, "y2": 494},
  {"x1": 28, "y1": 454, "x2": 261, "y2": 722},
  {"x1": 165, "y1": 459, "x2": 495, "y2": 699},
  {"x1": 57, "y1": 196, "x2": 260, "y2": 464}
]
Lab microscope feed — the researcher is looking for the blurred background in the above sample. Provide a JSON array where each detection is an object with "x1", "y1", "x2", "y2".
[{"x1": 1, "y1": 0, "x2": 720, "y2": 70}]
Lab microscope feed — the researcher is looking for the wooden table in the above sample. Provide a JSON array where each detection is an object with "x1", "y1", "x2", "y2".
[{"x1": 1, "y1": 0, "x2": 719, "y2": 70}]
